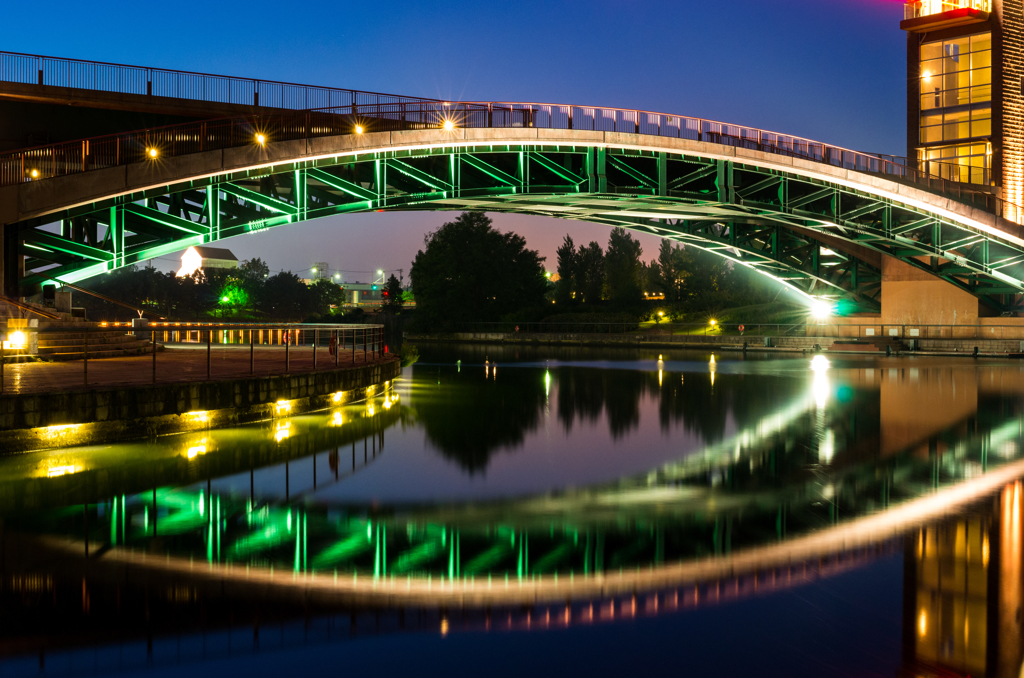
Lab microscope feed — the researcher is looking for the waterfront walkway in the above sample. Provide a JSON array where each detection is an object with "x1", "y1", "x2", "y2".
[{"x1": 0, "y1": 344, "x2": 390, "y2": 395}]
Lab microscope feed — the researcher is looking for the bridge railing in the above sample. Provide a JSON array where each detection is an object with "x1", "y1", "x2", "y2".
[
  {"x1": 0, "y1": 98, "x2": 1011, "y2": 222},
  {"x1": 0, "y1": 50, "x2": 437, "y2": 111},
  {"x1": 0, "y1": 322, "x2": 388, "y2": 394}
]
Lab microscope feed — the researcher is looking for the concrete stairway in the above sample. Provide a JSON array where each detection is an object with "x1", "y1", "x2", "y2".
[{"x1": 36, "y1": 322, "x2": 155, "y2": 361}]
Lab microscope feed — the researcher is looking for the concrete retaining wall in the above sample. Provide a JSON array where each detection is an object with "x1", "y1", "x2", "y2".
[{"x1": 0, "y1": 358, "x2": 401, "y2": 453}]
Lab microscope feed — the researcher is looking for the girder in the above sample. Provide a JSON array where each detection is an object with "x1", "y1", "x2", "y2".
[{"x1": 8, "y1": 140, "x2": 1024, "y2": 311}]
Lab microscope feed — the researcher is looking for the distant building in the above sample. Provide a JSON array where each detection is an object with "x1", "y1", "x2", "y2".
[
  {"x1": 177, "y1": 246, "x2": 239, "y2": 277},
  {"x1": 344, "y1": 282, "x2": 383, "y2": 305}
]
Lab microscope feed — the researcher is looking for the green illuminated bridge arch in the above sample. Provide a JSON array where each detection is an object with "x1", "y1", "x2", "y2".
[{"x1": 4, "y1": 103, "x2": 1024, "y2": 311}]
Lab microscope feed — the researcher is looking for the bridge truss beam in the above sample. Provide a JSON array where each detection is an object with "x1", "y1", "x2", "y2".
[{"x1": 8, "y1": 143, "x2": 1024, "y2": 311}]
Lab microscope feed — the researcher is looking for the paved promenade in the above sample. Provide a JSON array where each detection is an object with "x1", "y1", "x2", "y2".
[{"x1": 0, "y1": 344, "x2": 389, "y2": 395}]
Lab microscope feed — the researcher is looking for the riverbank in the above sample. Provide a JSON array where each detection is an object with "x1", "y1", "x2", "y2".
[
  {"x1": 407, "y1": 331, "x2": 1023, "y2": 356},
  {"x1": 0, "y1": 355, "x2": 401, "y2": 453}
]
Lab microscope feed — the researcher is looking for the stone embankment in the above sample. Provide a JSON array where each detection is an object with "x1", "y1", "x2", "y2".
[
  {"x1": 407, "y1": 332, "x2": 1023, "y2": 355},
  {"x1": 0, "y1": 357, "x2": 401, "y2": 453}
]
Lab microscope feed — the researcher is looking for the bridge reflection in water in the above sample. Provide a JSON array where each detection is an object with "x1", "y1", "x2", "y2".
[{"x1": 6, "y1": 351, "x2": 1024, "y2": 675}]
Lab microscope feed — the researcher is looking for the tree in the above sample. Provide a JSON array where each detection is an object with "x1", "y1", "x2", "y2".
[
  {"x1": 657, "y1": 240, "x2": 687, "y2": 302},
  {"x1": 309, "y1": 279, "x2": 344, "y2": 316},
  {"x1": 381, "y1": 274, "x2": 405, "y2": 314},
  {"x1": 237, "y1": 258, "x2": 270, "y2": 306},
  {"x1": 576, "y1": 241, "x2": 605, "y2": 304},
  {"x1": 555, "y1": 235, "x2": 578, "y2": 305},
  {"x1": 410, "y1": 212, "x2": 548, "y2": 330},
  {"x1": 259, "y1": 271, "x2": 312, "y2": 319},
  {"x1": 604, "y1": 227, "x2": 644, "y2": 307},
  {"x1": 679, "y1": 247, "x2": 735, "y2": 312}
]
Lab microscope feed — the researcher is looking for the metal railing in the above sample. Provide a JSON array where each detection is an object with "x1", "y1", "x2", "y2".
[
  {"x1": 0, "y1": 50, "x2": 438, "y2": 111},
  {"x1": 0, "y1": 322, "x2": 388, "y2": 393},
  {"x1": 904, "y1": 0, "x2": 990, "y2": 20},
  {"x1": 456, "y1": 320, "x2": 1024, "y2": 345},
  {"x1": 0, "y1": 98, "x2": 1012, "y2": 221}
]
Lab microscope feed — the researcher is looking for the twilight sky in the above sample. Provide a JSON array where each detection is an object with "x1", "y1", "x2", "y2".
[{"x1": 3, "y1": 0, "x2": 907, "y2": 282}]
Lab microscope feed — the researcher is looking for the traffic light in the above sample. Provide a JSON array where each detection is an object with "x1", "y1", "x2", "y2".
[
  {"x1": 382, "y1": 289, "x2": 389, "y2": 297},
  {"x1": 372, "y1": 285, "x2": 378, "y2": 290}
]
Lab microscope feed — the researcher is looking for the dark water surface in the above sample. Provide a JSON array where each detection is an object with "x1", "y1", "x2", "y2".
[{"x1": 3, "y1": 343, "x2": 1024, "y2": 677}]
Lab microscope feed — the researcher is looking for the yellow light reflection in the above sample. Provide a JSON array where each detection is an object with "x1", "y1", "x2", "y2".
[
  {"x1": 332, "y1": 411, "x2": 343, "y2": 426},
  {"x1": 186, "y1": 444, "x2": 207, "y2": 459},
  {"x1": 332, "y1": 391, "x2": 344, "y2": 403},
  {"x1": 275, "y1": 400, "x2": 292, "y2": 415},
  {"x1": 275, "y1": 422, "x2": 291, "y2": 442},
  {"x1": 39, "y1": 424, "x2": 80, "y2": 439},
  {"x1": 186, "y1": 410, "x2": 209, "y2": 423},
  {"x1": 367, "y1": 405, "x2": 376, "y2": 417},
  {"x1": 918, "y1": 609, "x2": 927, "y2": 636},
  {"x1": 46, "y1": 465, "x2": 78, "y2": 478}
]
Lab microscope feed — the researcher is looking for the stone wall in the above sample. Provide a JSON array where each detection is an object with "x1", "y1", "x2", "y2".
[{"x1": 0, "y1": 357, "x2": 401, "y2": 453}]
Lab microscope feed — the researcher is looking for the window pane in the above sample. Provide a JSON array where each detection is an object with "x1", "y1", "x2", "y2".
[
  {"x1": 922, "y1": 42, "x2": 943, "y2": 61},
  {"x1": 971, "y1": 34, "x2": 992, "y2": 52},
  {"x1": 922, "y1": 125, "x2": 943, "y2": 143},
  {"x1": 921, "y1": 58, "x2": 943, "y2": 80},
  {"x1": 971, "y1": 50, "x2": 991, "y2": 70},
  {"x1": 971, "y1": 84, "x2": 992, "y2": 103},
  {"x1": 972, "y1": 118, "x2": 991, "y2": 137},
  {"x1": 945, "y1": 38, "x2": 969, "y2": 63},
  {"x1": 972, "y1": 67, "x2": 991, "y2": 86}
]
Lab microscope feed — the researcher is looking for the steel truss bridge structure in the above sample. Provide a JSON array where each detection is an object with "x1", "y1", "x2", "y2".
[{"x1": 3, "y1": 77, "x2": 1024, "y2": 310}]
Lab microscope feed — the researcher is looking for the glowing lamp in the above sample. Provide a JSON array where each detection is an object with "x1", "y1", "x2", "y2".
[
  {"x1": 354, "y1": 125, "x2": 364, "y2": 134},
  {"x1": 7, "y1": 331, "x2": 27, "y2": 350},
  {"x1": 29, "y1": 169, "x2": 38, "y2": 178},
  {"x1": 256, "y1": 133, "x2": 266, "y2": 145},
  {"x1": 810, "y1": 299, "x2": 832, "y2": 320},
  {"x1": 443, "y1": 120, "x2": 455, "y2": 131},
  {"x1": 709, "y1": 319, "x2": 717, "y2": 327},
  {"x1": 147, "y1": 148, "x2": 158, "y2": 159}
]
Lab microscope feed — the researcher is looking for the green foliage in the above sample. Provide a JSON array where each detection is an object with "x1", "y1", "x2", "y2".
[
  {"x1": 258, "y1": 271, "x2": 313, "y2": 319},
  {"x1": 309, "y1": 279, "x2": 344, "y2": 313},
  {"x1": 555, "y1": 234, "x2": 577, "y2": 305},
  {"x1": 604, "y1": 227, "x2": 644, "y2": 307},
  {"x1": 410, "y1": 212, "x2": 548, "y2": 331},
  {"x1": 381, "y1": 274, "x2": 405, "y2": 314},
  {"x1": 76, "y1": 255, "x2": 344, "y2": 321},
  {"x1": 576, "y1": 241, "x2": 605, "y2": 304}
]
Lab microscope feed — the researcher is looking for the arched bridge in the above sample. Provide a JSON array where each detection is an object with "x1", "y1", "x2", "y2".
[{"x1": 3, "y1": 101, "x2": 1024, "y2": 311}]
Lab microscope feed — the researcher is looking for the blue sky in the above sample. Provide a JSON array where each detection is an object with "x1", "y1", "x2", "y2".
[{"x1": 3, "y1": 0, "x2": 907, "y2": 281}]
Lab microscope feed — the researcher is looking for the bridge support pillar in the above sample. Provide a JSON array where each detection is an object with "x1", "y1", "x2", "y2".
[{"x1": 880, "y1": 257, "x2": 989, "y2": 326}]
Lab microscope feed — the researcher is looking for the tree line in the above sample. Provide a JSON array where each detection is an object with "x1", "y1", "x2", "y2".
[
  {"x1": 74, "y1": 259, "x2": 377, "y2": 321},
  {"x1": 408, "y1": 211, "x2": 790, "y2": 332},
  {"x1": 555, "y1": 230, "x2": 782, "y2": 318}
]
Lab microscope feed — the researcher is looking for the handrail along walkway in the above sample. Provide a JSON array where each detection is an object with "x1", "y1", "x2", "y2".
[{"x1": 0, "y1": 98, "x2": 1012, "y2": 222}]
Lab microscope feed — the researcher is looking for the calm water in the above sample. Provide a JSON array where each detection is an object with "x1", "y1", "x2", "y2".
[{"x1": 3, "y1": 344, "x2": 1024, "y2": 677}]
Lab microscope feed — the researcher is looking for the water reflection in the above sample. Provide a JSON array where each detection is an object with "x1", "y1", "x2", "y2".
[{"x1": 6, "y1": 348, "x2": 1024, "y2": 675}]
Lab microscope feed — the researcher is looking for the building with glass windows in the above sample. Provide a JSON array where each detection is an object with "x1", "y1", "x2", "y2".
[{"x1": 901, "y1": 1, "x2": 1016, "y2": 197}]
